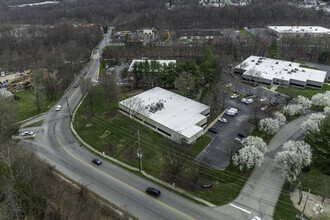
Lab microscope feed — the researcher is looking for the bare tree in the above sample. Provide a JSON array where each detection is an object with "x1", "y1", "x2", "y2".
[
  {"x1": 100, "y1": 75, "x2": 119, "y2": 115},
  {"x1": 121, "y1": 97, "x2": 149, "y2": 154},
  {"x1": 0, "y1": 97, "x2": 18, "y2": 143},
  {"x1": 32, "y1": 69, "x2": 45, "y2": 114},
  {"x1": 174, "y1": 71, "x2": 196, "y2": 98},
  {"x1": 79, "y1": 77, "x2": 92, "y2": 119}
]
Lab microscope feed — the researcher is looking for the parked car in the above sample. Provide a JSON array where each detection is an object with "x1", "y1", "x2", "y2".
[
  {"x1": 21, "y1": 131, "x2": 34, "y2": 136},
  {"x1": 261, "y1": 106, "x2": 267, "y2": 111},
  {"x1": 235, "y1": 137, "x2": 242, "y2": 143},
  {"x1": 247, "y1": 92, "x2": 254, "y2": 96},
  {"x1": 241, "y1": 98, "x2": 247, "y2": 103},
  {"x1": 74, "y1": 84, "x2": 78, "y2": 88},
  {"x1": 55, "y1": 105, "x2": 61, "y2": 111},
  {"x1": 92, "y1": 158, "x2": 102, "y2": 165},
  {"x1": 271, "y1": 102, "x2": 277, "y2": 106},
  {"x1": 230, "y1": 94, "x2": 239, "y2": 99},
  {"x1": 208, "y1": 128, "x2": 218, "y2": 134},
  {"x1": 260, "y1": 97, "x2": 267, "y2": 102},
  {"x1": 245, "y1": 99, "x2": 253, "y2": 104},
  {"x1": 146, "y1": 187, "x2": 161, "y2": 198},
  {"x1": 219, "y1": 117, "x2": 227, "y2": 123},
  {"x1": 228, "y1": 108, "x2": 238, "y2": 114},
  {"x1": 226, "y1": 110, "x2": 236, "y2": 116},
  {"x1": 237, "y1": 133, "x2": 246, "y2": 138},
  {"x1": 225, "y1": 83, "x2": 232, "y2": 87}
]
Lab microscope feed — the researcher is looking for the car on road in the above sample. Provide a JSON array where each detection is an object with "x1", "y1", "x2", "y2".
[
  {"x1": 251, "y1": 217, "x2": 261, "y2": 220},
  {"x1": 235, "y1": 137, "x2": 242, "y2": 143},
  {"x1": 208, "y1": 128, "x2": 218, "y2": 134},
  {"x1": 74, "y1": 84, "x2": 78, "y2": 88},
  {"x1": 55, "y1": 105, "x2": 61, "y2": 111},
  {"x1": 146, "y1": 187, "x2": 161, "y2": 198},
  {"x1": 260, "y1": 97, "x2": 267, "y2": 102},
  {"x1": 92, "y1": 158, "x2": 102, "y2": 165},
  {"x1": 83, "y1": 71, "x2": 87, "y2": 76},
  {"x1": 219, "y1": 117, "x2": 227, "y2": 123},
  {"x1": 237, "y1": 133, "x2": 246, "y2": 138},
  {"x1": 21, "y1": 131, "x2": 35, "y2": 136},
  {"x1": 261, "y1": 106, "x2": 267, "y2": 111},
  {"x1": 230, "y1": 94, "x2": 239, "y2": 99},
  {"x1": 271, "y1": 102, "x2": 277, "y2": 106}
]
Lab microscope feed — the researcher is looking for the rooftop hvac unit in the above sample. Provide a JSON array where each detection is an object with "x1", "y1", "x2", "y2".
[
  {"x1": 149, "y1": 104, "x2": 158, "y2": 113},
  {"x1": 256, "y1": 63, "x2": 260, "y2": 65},
  {"x1": 156, "y1": 102, "x2": 164, "y2": 109},
  {"x1": 275, "y1": 62, "x2": 279, "y2": 64}
]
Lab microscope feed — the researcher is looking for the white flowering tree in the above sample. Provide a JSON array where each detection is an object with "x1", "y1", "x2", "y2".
[
  {"x1": 302, "y1": 113, "x2": 326, "y2": 133},
  {"x1": 283, "y1": 104, "x2": 303, "y2": 116},
  {"x1": 274, "y1": 111, "x2": 286, "y2": 126},
  {"x1": 311, "y1": 92, "x2": 330, "y2": 107},
  {"x1": 296, "y1": 95, "x2": 312, "y2": 109},
  {"x1": 274, "y1": 140, "x2": 312, "y2": 204},
  {"x1": 259, "y1": 118, "x2": 280, "y2": 135},
  {"x1": 241, "y1": 136, "x2": 267, "y2": 153},
  {"x1": 232, "y1": 145, "x2": 264, "y2": 173},
  {"x1": 324, "y1": 107, "x2": 330, "y2": 116}
]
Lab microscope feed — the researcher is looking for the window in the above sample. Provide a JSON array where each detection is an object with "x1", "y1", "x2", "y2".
[{"x1": 157, "y1": 128, "x2": 171, "y2": 137}]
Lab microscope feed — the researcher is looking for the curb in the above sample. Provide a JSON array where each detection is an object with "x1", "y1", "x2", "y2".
[
  {"x1": 16, "y1": 112, "x2": 45, "y2": 125},
  {"x1": 70, "y1": 95, "x2": 217, "y2": 208}
]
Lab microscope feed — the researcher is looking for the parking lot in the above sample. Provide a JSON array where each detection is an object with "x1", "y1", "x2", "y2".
[{"x1": 197, "y1": 93, "x2": 269, "y2": 170}]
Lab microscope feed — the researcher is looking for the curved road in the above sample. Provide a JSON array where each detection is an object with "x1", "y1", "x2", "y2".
[{"x1": 19, "y1": 28, "x2": 310, "y2": 220}]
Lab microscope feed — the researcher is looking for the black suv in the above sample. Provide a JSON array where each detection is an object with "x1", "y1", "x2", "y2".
[
  {"x1": 92, "y1": 158, "x2": 102, "y2": 165},
  {"x1": 237, "y1": 133, "x2": 246, "y2": 138},
  {"x1": 146, "y1": 187, "x2": 161, "y2": 198},
  {"x1": 208, "y1": 128, "x2": 217, "y2": 134}
]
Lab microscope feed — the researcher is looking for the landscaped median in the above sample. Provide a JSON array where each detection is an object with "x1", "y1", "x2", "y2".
[{"x1": 71, "y1": 86, "x2": 251, "y2": 206}]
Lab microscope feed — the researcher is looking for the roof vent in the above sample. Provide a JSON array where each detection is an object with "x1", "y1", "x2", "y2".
[
  {"x1": 149, "y1": 104, "x2": 158, "y2": 113},
  {"x1": 156, "y1": 101, "x2": 164, "y2": 109}
]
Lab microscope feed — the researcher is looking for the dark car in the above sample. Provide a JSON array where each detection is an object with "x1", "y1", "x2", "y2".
[
  {"x1": 208, "y1": 128, "x2": 217, "y2": 134},
  {"x1": 83, "y1": 71, "x2": 87, "y2": 76},
  {"x1": 146, "y1": 187, "x2": 161, "y2": 198},
  {"x1": 247, "y1": 92, "x2": 254, "y2": 97},
  {"x1": 74, "y1": 84, "x2": 78, "y2": 88},
  {"x1": 92, "y1": 158, "x2": 102, "y2": 165},
  {"x1": 237, "y1": 133, "x2": 246, "y2": 138}
]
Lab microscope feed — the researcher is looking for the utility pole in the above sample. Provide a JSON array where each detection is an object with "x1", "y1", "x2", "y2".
[
  {"x1": 137, "y1": 130, "x2": 142, "y2": 172},
  {"x1": 65, "y1": 95, "x2": 72, "y2": 119}
]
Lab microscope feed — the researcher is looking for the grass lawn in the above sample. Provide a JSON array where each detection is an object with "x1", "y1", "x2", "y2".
[
  {"x1": 22, "y1": 120, "x2": 44, "y2": 128},
  {"x1": 74, "y1": 87, "x2": 249, "y2": 205},
  {"x1": 273, "y1": 183, "x2": 306, "y2": 220},
  {"x1": 300, "y1": 165, "x2": 330, "y2": 198},
  {"x1": 250, "y1": 129, "x2": 272, "y2": 144},
  {"x1": 238, "y1": 29, "x2": 255, "y2": 38},
  {"x1": 13, "y1": 89, "x2": 58, "y2": 122},
  {"x1": 275, "y1": 84, "x2": 330, "y2": 99}
]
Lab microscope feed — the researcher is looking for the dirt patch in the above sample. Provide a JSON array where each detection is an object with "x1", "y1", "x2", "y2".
[
  {"x1": 86, "y1": 124, "x2": 93, "y2": 127},
  {"x1": 100, "y1": 130, "x2": 111, "y2": 139},
  {"x1": 104, "y1": 111, "x2": 117, "y2": 119},
  {"x1": 290, "y1": 189, "x2": 330, "y2": 219}
]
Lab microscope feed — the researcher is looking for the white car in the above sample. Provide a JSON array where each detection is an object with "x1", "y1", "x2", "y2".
[
  {"x1": 251, "y1": 217, "x2": 261, "y2": 220},
  {"x1": 241, "y1": 98, "x2": 247, "y2": 103},
  {"x1": 226, "y1": 83, "x2": 232, "y2": 87},
  {"x1": 235, "y1": 137, "x2": 242, "y2": 143},
  {"x1": 245, "y1": 99, "x2": 253, "y2": 104},
  {"x1": 219, "y1": 117, "x2": 227, "y2": 123},
  {"x1": 231, "y1": 94, "x2": 239, "y2": 99},
  {"x1": 261, "y1": 106, "x2": 267, "y2": 111},
  {"x1": 55, "y1": 105, "x2": 61, "y2": 111},
  {"x1": 21, "y1": 131, "x2": 35, "y2": 137},
  {"x1": 260, "y1": 98, "x2": 267, "y2": 102}
]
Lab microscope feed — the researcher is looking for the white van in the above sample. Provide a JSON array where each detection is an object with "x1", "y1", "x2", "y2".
[
  {"x1": 226, "y1": 109, "x2": 236, "y2": 116},
  {"x1": 228, "y1": 108, "x2": 238, "y2": 114}
]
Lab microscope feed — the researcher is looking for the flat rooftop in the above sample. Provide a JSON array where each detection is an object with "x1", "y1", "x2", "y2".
[
  {"x1": 236, "y1": 56, "x2": 327, "y2": 83},
  {"x1": 119, "y1": 87, "x2": 209, "y2": 139},
  {"x1": 128, "y1": 59, "x2": 176, "y2": 72},
  {"x1": 268, "y1": 26, "x2": 330, "y2": 34}
]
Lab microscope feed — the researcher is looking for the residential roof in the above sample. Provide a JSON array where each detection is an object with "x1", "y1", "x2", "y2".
[
  {"x1": 0, "y1": 88, "x2": 14, "y2": 98},
  {"x1": 236, "y1": 56, "x2": 327, "y2": 83},
  {"x1": 128, "y1": 59, "x2": 176, "y2": 72},
  {"x1": 119, "y1": 87, "x2": 209, "y2": 139},
  {"x1": 268, "y1": 26, "x2": 330, "y2": 34}
]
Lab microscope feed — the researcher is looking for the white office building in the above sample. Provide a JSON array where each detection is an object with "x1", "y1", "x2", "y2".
[
  {"x1": 128, "y1": 59, "x2": 176, "y2": 72},
  {"x1": 267, "y1": 26, "x2": 330, "y2": 38},
  {"x1": 234, "y1": 56, "x2": 327, "y2": 89},
  {"x1": 119, "y1": 87, "x2": 210, "y2": 144}
]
